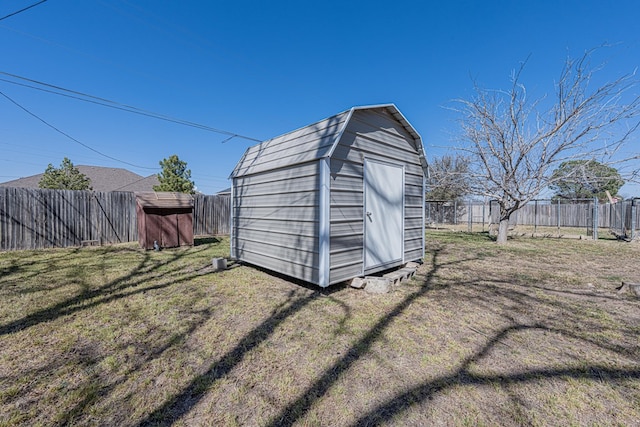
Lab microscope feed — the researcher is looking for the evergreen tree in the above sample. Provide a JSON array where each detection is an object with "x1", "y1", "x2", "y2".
[
  {"x1": 550, "y1": 160, "x2": 624, "y2": 202},
  {"x1": 153, "y1": 154, "x2": 196, "y2": 194},
  {"x1": 39, "y1": 157, "x2": 92, "y2": 190}
]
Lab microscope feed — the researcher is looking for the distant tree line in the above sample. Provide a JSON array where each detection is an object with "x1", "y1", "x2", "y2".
[{"x1": 427, "y1": 155, "x2": 625, "y2": 205}]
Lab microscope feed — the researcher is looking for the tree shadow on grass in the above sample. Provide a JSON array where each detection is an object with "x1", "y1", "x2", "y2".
[
  {"x1": 139, "y1": 250, "x2": 452, "y2": 426},
  {"x1": 456, "y1": 279, "x2": 640, "y2": 358},
  {"x1": 0, "y1": 248, "x2": 85, "y2": 287},
  {"x1": 0, "y1": 245, "x2": 212, "y2": 336},
  {"x1": 132, "y1": 245, "x2": 476, "y2": 427},
  {"x1": 342, "y1": 250, "x2": 640, "y2": 425},
  {"x1": 136, "y1": 262, "x2": 353, "y2": 426},
  {"x1": 3, "y1": 303, "x2": 218, "y2": 426},
  {"x1": 261, "y1": 247, "x2": 455, "y2": 427},
  {"x1": 262, "y1": 238, "x2": 639, "y2": 426},
  {"x1": 0, "y1": 242, "x2": 235, "y2": 424},
  {"x1": 137, "y1": 288, "x2": 324, "y2": 426},
  {"x1": 347, "y1": 323, "x2": 640, "y2": 426}
]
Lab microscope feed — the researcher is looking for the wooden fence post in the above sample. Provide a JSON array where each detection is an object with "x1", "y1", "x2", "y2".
[
  {"x1": 592, "y1": 197, "x2": 599, "y2": 240},
  {"x1": 632, "y1": 199, "x2": 637, "y2": 240}
]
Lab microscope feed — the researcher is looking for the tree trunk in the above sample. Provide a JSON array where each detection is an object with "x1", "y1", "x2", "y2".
[{"x1": 496, "y1": 217, "x2": 510, "y2": 244}]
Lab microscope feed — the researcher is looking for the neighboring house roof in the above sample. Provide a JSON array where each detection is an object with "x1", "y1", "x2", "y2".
[
  {"x1": 0, "y1": 165, "x2": 160, "y2": 192},
  {"x1": 115, "y1": 174, "x2": 162, "y2": 192},
  {"x1": 230, "y1": 103, "x2": 427, "y2": 178}
]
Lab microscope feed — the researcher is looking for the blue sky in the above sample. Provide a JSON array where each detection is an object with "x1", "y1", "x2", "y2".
[{"x1": 1, "y1": 0, "x2": 639, "y2": 195}]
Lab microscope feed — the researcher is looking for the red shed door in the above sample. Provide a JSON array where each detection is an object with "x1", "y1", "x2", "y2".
[
  {"x1": 177, "y1": 213, "x2": 193, "y2": 246},
  {"x1": 146, "y1": 213, "x2": 163, "y2": 249},
  {"x1": 161, "y1": 214, "x2": 179, "y2": 248}
]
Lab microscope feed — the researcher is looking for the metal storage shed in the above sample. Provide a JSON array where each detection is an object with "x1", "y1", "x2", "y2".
[
  {"x1": 230, "y1": 104, "x2": 427, "y2": 287},
  {"x1": 135, "y1": 192, "x2": 194, "y2": 249}
]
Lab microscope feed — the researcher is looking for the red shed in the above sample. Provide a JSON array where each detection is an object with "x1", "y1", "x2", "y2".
[{"x1": 135, "y1": 192, "x2": 194, "y2": 249}]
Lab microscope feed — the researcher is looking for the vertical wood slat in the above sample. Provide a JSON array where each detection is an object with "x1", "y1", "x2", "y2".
[
  {"x1": 51, "y1": 190, "x2": 56, "y2": 247},
  {"x1": 0, "y1": 188, "x2": 231, "y2": 250},
  {"x1": 426, "y1": 199, "x2": 640, "y2": 232}
]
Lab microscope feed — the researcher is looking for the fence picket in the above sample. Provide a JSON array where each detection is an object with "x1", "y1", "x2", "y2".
[
  {"x1": 0, "y1": 188, "x2": 231, "y2": 250},
  {"x1": 426, "y1": 199, "x2": 640, "y2": 238}
]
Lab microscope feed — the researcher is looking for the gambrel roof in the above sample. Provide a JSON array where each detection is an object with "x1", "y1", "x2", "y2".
[{"x1": 230, "y1": 104, "x2": 427, "y2": 178}]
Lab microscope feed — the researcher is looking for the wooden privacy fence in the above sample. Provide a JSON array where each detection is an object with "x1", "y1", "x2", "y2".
[
  {"x1": 0, "y1": 188, "x2": 231, "y2": 251},
  {"x1": 193, "y1": 193, "x2": 231, "y2": 236},
  {"x1": 426, "y1": 198, "x2": 640, "y2": 239}
]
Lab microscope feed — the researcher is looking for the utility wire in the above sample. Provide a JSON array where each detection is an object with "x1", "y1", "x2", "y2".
[
  {"x1": 0, "y1": 71, "x2": 263, "y2": 143},
  {"x1": 0, "y1": 89, "x2": 158, "y2": 170},
  {"x1": 0, "y1": 0, "x2": 47, "y2": 22},
  {"x1": 0, "y1": 76, "x2": 230, "y2": 135}
]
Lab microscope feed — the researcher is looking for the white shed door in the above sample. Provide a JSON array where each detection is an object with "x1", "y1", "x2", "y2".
[{"x1": 364, "y1": 160, "x2": 404, "y2": 270}]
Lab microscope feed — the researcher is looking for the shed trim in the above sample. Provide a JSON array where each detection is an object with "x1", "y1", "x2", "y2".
[
  {"x1": 325, "y1": 108, "x2": 355, "y2": 159},
  {"x1": 318, "y1": 157, "x2": 331, "y2": 287},
  {"x1": 422, "y1": 175, "x2": 426, "y2": 257},
  {"x1": 327, "y1": 104, "x2": 428, "y2": 177},
  {"x1": 362, "y1": 157, "x2": 405, "y2": 273},
  {"x1": 230, "y1": 182, "x2": 235, "y2": 258}
]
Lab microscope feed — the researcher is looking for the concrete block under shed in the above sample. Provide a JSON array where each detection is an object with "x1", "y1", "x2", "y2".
[
  {"x1": 212, "y1": 258, "x2": 227, "y2": 271},
  {"x1": 349, "y1": 277, "x2": 366, "y2": 289},
  {"x1": 364, "y1": 277, "x2": 392, "y2": 294},
  {"x1": 383, "y1": 267, "x2": 416, "y2": 288}
]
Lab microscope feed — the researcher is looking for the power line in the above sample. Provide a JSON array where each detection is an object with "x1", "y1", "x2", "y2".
[
  {"x1": 0, "y1": 89, "x2": 159, "y2": 170},
  {"x1": 0, "y1": 71, "x2": 263, "y2": 143},
  {"x1": 0, "y1": 0, "x2": 47, "y2": 22}
]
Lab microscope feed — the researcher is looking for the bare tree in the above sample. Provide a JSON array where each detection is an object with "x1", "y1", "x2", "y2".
[
  {"x1": 454, "y1": 48, "x2": 640, "y2": 243},
  {"x1": 426, "y1": 154, "x2": 470, "y2": 202}
]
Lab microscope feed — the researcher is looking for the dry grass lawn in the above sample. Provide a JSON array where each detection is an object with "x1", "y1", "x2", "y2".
[{"x1": 0, "y1": 232, "x2": 639, "y2": 426}]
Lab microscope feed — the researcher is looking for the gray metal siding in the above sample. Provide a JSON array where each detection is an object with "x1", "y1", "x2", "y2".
[
  {"x1": 231, "y1": 104, "x2": 425, "y2": 287},
  {"x1": 328, "y1": 157, "x2": 364, "y2": 283},
  {"x1": 328, "y1": 108, "x2": 424, "y2": 283},
  {"x1": 233, "y1": 161, "x2": 320, "y2": 284},
  {"x1": 231, "y1": 112, "x2": 349, "y2": 178}
]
